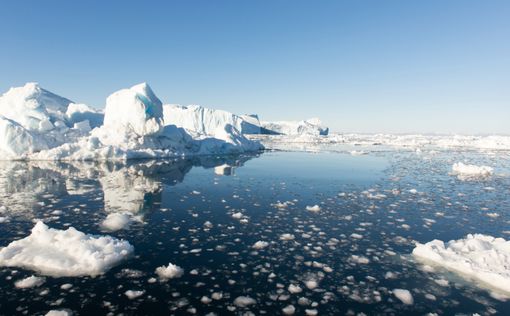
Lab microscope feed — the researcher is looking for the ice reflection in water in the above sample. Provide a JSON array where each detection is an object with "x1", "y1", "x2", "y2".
[{"x1": 0, "y1": 151, "x2": 508, "y2": 315}]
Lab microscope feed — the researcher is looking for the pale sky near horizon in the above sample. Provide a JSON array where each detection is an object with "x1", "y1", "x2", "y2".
[{"x1": 1, "y1": 0, "x2": 509, "y2": 134}]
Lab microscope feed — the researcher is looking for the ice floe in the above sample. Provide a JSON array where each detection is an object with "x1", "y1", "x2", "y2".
[
  {"x1": 413, "y1": 234, "x2": 510, "y2": 293},
  {"x1": 0, "y1": 221, "x2": 133, "y2": 277},
  {"x1": 451, "y1": 162, "x2": 494, "y2": 180}
]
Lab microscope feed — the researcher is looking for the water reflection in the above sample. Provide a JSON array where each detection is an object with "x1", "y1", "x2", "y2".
[{"x1": 0, "y1": 154, "x2": 258, "y2": 220}]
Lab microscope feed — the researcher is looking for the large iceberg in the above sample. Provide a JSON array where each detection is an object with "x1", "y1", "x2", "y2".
[
  {"x1": 163, "y1": 104, "x2": 261, "y2": 136},
  {"x1": 0, "y1": 82, "x2": 262, "y2": 160},
  {"x1": 261, "y1": 117, "x2": 329, "y2": 136}
]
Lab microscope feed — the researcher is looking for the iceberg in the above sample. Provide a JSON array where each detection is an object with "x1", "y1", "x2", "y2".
[
  {"x1": 261, "y1": 117, "x2": 329, "y2": 136},
  {"x1": 163, "y1": 104, "x2": 261, "y2": 136},
  {"x1": 0, "y1": 82, "x2": 262, "y2": 160}
]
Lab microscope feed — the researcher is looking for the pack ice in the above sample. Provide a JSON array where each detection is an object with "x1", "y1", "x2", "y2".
[
  {"x1": 413, "y1": 234, "x2": 510, "y2": 293},
  {"x1": 0, "y1": 83, "x2": 262, "y2": 160},
  {"x1": 0, "y1": 221, "x2": 133, "y2": 277}
]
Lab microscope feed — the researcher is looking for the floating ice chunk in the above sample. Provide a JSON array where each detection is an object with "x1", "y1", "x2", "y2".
[
  {"x1": 252, "y1": 241, "x2": 269, "y2": 250},
  {"x1": 282, "y1": 304, "x2": 296, "y2": 315},
  {"x1": 155, "y1": 262, "x2": 184, "y2": 280},
  {"x1": 231, "y1": 212, "x2": 244, "y2": 219},
  {"x1": 288, "y1": 284, "x2": 303, "y2": 294},
  {"x1": 124, "y1": 289, "x2": 144, "y2": 299},
  {"x1": 306, "y1": 205, "x2": 321, "y2": 212},
  {"x1": 45, "y1": 310, "x2": 72, "y2": 316},
  {"x1": 280, "y1": 233, "x2": 295, "y2": 241},
  {"x1": 14, "y1": 275, "x2": 45, "y2": 289},
  {"x1": 100, "y1": 213, "x2": 132, "y2": 231},
  {"x1": 412, "y1": 234, "x2": 510, "y2": 293},
  {"x1": 350, "y1": 233, "x2": 363, "y2": 239},
  {"x1": 60, "y1": 283, "x2": 73, "y2": 290},
  {"x1": 393, "y1": 289, "x2": 414, "y2": 305},
  {"x1": 0, "y1": 221, "x2": 133, "y2": 277},
  {"x1": 451, "y1": 162, "x2": 493, "y2": 180},
  {"x1": 305, "y1": 309, "x2": 318, "y2": 316},
  {"x1": 349, "y1": 255, "x2": 370, "y2": 264},
  {"x1": 233, "y1": 295, "x2": 256, "y2": 307},
  {"x1": 305, "y1": 279, "x2": 318, "y2": 290}
]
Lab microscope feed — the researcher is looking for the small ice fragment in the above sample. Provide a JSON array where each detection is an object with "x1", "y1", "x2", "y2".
[
  {"x1": 233, "y1": 296, "x2": 256, "y2": 307},
  {"x1": 14, "y1": 275, "x2": 45, "y2": 289},
  {"x1": 124, "y1": 290, "x2": 144, "y2": 299},
  {"x1": 306, "y1": 205, "x2": 321, "y2": 212},
  {"x1": 393, "y1": 289, "x2": 414, "y2": 305},
  {"x1": 252, "y1": 241, "x2": 269, "y2": 249},
  {"x1": 282, "y1": 305, "x2": 296, "y2": 315},
  {"x1": 155, "y1": 263, "x2": 184, "y2": 280}
]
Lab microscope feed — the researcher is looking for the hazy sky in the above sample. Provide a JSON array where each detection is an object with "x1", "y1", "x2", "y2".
[{"x1": 1, "y1": 0, "x2": 509, "y2": 134}]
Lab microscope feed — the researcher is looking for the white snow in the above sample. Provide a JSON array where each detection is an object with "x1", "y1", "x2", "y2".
[
  {"x1": 0, "y1": 221, "x2": 133, "y2": 277},
  {"x1": 413, "y1": 234, "x2": 510, "y2": 293},
  {"x1": 451, "y1": 162, "x2": 493, "y2": 180},
  {"x1": 393, "y1": 289, "x2": 414, "y2": 305},
  {"x1": 14, "y1": 275, "x2": 45, "y2": 288},
  {"x1": 155, "y1": 262, "x2": 184, "y2": 279}
]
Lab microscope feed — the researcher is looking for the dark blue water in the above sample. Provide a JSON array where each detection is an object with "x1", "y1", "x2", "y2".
[{"x1": 0, "y1": 150, "x2": 509, "y2": 315}]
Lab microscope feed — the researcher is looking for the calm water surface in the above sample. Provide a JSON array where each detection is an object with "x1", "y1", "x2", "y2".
[{"x1": 0, "y1": 150, "x2": 509, "y2": 315}]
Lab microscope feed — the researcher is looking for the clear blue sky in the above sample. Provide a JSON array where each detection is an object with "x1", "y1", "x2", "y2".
[{"x1": 1, "y1": 0, "x2": 509, "y2": 134}]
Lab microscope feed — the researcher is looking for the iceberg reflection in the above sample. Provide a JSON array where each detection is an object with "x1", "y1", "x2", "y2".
[{"x1": 0, "y1": 154, "x2": 258, "y2": 221}]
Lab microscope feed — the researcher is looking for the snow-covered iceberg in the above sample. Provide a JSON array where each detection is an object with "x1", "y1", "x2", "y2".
[
  {"x1": 0, "y1": 221, "x2": 133, "y2": 277},
  {"x1": 412, "y1": 234, "x2": 510, "y2": 294},
  {"x1": 163, "y1": 104, "x2": 261, "y2": 136},
  {"x1": 0, "y1": 82, "x2": 262, "y2": 160},
  {"x1": 261, "y1": 118, "x2": 329, "y2": 136}
]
